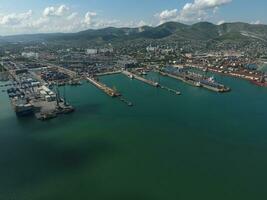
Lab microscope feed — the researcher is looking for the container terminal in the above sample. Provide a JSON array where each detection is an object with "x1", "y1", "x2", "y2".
[
  {"x1": 2, "y1": 61, "x2": 75, "y2": 120},
  {"x1": 159, "y1": 66, "x2": 230, "y2": 93}
]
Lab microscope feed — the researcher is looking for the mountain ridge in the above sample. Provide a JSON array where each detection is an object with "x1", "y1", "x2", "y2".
[{"x1": 1, "y1": 21, "x2": 267, "y2": 44}]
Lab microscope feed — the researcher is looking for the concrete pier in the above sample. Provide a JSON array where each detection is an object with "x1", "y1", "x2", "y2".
[
  {"x1": 160, "y1": 85, "x2": 181, "y2": 95},
  {"x1": 158, "y1": 71, "x2": 230, "y2": 93},
  {"x1": 96, "y1": 70, "x2": 122, "y2": 76},
  {"x1": 122, "y1": 70, "x2": 159, "y2": 87},
  {"x1": 86, "y1": 76, "x2": 121, "y2": 97},
  {"x1": 123, "y1": 70, "x2": 181, "y2": 95}
]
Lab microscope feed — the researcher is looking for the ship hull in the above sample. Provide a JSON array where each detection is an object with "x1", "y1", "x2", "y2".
[
  {"x1": 15, "y1": 109, "x2": 34, "y2": 116},
  {"x1": 251, "y1": 80, "x2": 267, "y2": 87}
]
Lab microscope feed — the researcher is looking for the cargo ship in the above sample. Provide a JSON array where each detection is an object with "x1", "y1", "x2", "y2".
[
  {"x1": 161, "y1": 66, "x2": 230, "y2": 92},
  {"x1": 200, "y1": 76, "x2": 231, "y2": 92},
  {"x1": 251, "y1": 76, "x2": 267, "y2": 87},
  {"x1": 11, "y1": 98, "x2": 34, "y2": 116},
  {"x1": 7, "y1": 88, "x2": 34, "y2": 116},
  {"x1": 251, "y1": 80, "x2": 267, "y2": 87}
]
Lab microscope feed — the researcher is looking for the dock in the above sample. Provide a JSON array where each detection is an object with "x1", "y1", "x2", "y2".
[
  {"x1": 86, "y1": 76, "x2": 121, "y2": 97},
  {"x1": 160, "y1": 85, "x2": 181, "y2": 95},
  {"x1": 96, "y1": 70, "x2": 122, "y2": 76},
  {"x1": 158, "y1": 71, "x2": 188, "y2": 84},
  {"x1": 119, "y1": 97, "x2": 133, "y2": 107},
  {"x1": 122, "y1": 70, "x2": 159, "y2": 87},
  {"x1": 157, "y1": 71, "x2": 231, "y2": 93},
  {"x1": 123, "y1": 70, "x2": 181, "y2": 95},
  {"x1": 47, "y1": 64, "x2": 77, "y2": 79}
]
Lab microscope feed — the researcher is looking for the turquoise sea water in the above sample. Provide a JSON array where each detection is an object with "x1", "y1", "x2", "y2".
[{"x1": 0, "y1": 72, "x2": 267, "y2": 200}]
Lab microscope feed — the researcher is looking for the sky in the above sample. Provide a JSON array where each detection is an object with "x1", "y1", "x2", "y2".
[{"x1": 0, "y1": 0, "x2": 266, "y2": 35}]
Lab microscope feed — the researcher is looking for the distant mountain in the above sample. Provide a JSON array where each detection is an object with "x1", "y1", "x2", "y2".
[{"x1": 1, "y1": 21, "x2": 267, "y2": 44}]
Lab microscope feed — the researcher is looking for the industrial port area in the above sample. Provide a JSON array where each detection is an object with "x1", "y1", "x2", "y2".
[
  {"x1": 0, "y1": 41, "x2": 267, "y2": 121},
  {"x1": 0, "y1": 55, "x2": 235, "y2": 121}
]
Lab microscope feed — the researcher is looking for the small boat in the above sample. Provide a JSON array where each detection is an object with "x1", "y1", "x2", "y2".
[
  {"x1": 128, "y1": 74, "x2": 134, "y2": 79},
  {"x1": 195, "y1": 82, "x2": 201, "y2": 87},
  {"x1": 141, "y1": 71, "x2": 147, "y2": 76}
]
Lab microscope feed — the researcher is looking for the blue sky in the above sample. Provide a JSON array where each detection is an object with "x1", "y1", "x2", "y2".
[{"x1": 0, "y1": 0, "x2": 266, "y2": 35}]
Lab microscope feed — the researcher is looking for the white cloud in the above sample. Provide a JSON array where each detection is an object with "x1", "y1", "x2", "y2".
[
  {"x1": 157, "y1": 9, "x2": 178, "y2": 22},
  {"x1": 0, "y1": 4, "x2": 148, "y2": 35},
  {"x1": 67, "y1": 12, "x2": 78, "y2": 20},
  {"x1": 83, "y1": 12, "x2": 97, "y2": 26},
  {"x1": 156, "y1": 0, "x2": 232, "y2": 24},
  {"x1": 0, "y1": 10, "x2": 32, "y2": 26},
  {"x1": 217, "y1": 20, "x2": 225, "y2": 25},
  {"x1": 137, "y1": 20, "x2": 147, "y2": 27},
  {"x1": 43, "y1": 5, "x2": 69, "y2": 17},
  {"x1": 251, "y1": 20, "x2": 261, "y2": 25}
]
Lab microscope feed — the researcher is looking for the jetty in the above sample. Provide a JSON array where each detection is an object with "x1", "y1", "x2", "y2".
[
  {"x1": 122, "y1": 70, "x2": 159, "y2": 87},
  {"x1": 122, "y1": 70, "x2": 181, "y2": 95},
  {"x1": 158, "y1": 70, "x2": 230, "y2": 93},
  {"x1": 96, "y1": 70, "x2": 122, "y2": 76},
  {"x1": 160, "y1": 85, "x2": 181, "y2": 95},
  {"x1": 86, "y1": 76, "x2": 121, "y2": 97}
]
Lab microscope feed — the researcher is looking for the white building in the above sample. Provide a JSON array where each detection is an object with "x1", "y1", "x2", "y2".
[
  {"x1": 86, "y1": 49, "x2": 98, "y2": 55},
  {"x1": 99, "y1": 48, "x2": 114, "y2": 53},
  {"x1": 21, "y1": 52, "x2": 39, "y2": 59},
  {"x1": 146, "y1": 46, "x2": 157, "y2": 52}
]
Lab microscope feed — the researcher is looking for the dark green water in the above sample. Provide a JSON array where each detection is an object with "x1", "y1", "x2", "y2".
[{"x1": 1, "y1": 73, "x2": 267, "y2": 200}]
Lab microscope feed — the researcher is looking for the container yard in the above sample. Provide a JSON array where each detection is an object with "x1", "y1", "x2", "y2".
[{"x1": 3, "y1": 61, "x2": 75, "y2": 120}]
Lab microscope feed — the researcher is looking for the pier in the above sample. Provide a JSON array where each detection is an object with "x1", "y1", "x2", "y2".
[
  {"x1": 86, "y1": 76, "x2": 121, "y2": 97},
  {"x1": 122, "y1": 70, "x2": 181, "y2": 95},
  {"x1": 158, "y1": 70, "x2": 230, "y2": 93},
  {"x1": 96, "y1": 70, "x2": 122, "y2": 76},
  {"x1": 122, "y1": 70, "x2": 159, "y2": 87},
  {"x1": 160, "y1": 85, "x2": 181, "y2": 95},
  {"x1": 86, "y1": 76, "x2": 134, "y2": 106},
  {"x1": 119, "y1": 97, "x2": 133, "y2": 107}
]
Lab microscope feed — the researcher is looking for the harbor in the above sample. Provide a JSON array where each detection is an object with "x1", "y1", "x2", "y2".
[
  {"x1": 1, "y1": 59, "x2": 233, "y2": 122},
  {"x1": 1, "y1": 72, "x2": 267, "y2": 199},
  {"x1": 1, "y1": 64, "x2": 267, "y2": 200}
]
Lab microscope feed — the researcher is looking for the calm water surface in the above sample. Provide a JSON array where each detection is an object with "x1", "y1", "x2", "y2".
[{"x1": 0, "y1": 73, "x2": 267, "y2": 200}]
